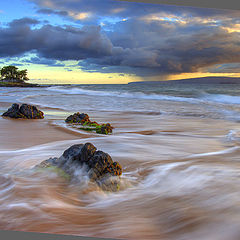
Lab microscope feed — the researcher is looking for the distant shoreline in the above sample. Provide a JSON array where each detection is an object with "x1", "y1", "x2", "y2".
[
  {"x1": 2, "y1": 76, "x2": 240, "y2": 87},
  {"x1": 128, "y1": 76, "x2": 240, "y2": 85},
  {"x1": 0, "y1": 81, "x2": 41, "y2": 88}
]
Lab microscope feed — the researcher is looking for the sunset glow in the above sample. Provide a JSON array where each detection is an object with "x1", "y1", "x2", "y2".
[{"x1": 0, "y1": 0, "x2": 240, "y2": 84}]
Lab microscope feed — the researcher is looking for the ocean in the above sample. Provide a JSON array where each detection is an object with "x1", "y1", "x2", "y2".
[
  {"x1": 1, "y1": 83, "x2": 240, "y2": 239},
  {"x1": 2, "y1": 83, "x2": 240, "y2": 117}
]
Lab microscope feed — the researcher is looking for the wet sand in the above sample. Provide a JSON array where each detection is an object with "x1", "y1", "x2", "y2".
[
  {"x1": 0, "y1": 115, "x2": 86, "y2": 150},
  {"x1": 0, "y1": 102, "x2": 96, "y2": 150},
  {"x1": 2, "y1": 100, "x2": 240, "y2": 240}
]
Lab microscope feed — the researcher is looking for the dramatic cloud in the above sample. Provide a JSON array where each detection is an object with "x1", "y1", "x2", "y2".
[
  {"x1": 30, "y1": 0, "x2": 240, "y2": 21},
  {"x1": 23, "y1": 57, "x2": 65, "y2": 67},
  {"x1": 9, "y1": 17, "x2": 40, "y2": 26},
  {"x1": 77, "y1": 18, "x2": 240, "y2": 75},
  {"x1": 36, "y1": 8, "x2": 68, "y2": 17},
  {"x1": 0, "y1": 18, "x2": 113, "y2": 60},
  {"x1": 207, "y1": 63, "x2": 240, "y2": 73},
  {"x1": 1, "y1": 0, "x2": 240, "y2": 77}
]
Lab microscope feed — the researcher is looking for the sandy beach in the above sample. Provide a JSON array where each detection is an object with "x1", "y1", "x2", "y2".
[
  {"x1": 1, "y1": 0, "x2": 240, "y2": 238},
  {"x1": 0, "y1": 114, "x2": 83, "y2": 151},
  {"x1": 1, "y1": 85, "x2": 240, "y2": 240}
]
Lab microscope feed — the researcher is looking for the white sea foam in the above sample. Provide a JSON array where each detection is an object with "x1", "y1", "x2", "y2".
[
  {"x1": 186, "y1": 146, "x2": 239, "y2": 158},
  {"x1": 202, "y1": 93, "x2": 240, "y2": 105},
  {"x1": 47, "y1": 86, "x2": 199, "y2": 103},
  {"x1": 46, "y1": 86, "x2": 240, "y2": 106}
]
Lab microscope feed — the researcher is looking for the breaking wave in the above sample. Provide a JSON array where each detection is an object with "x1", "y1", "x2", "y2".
[{"x1": 47, "y1": 86, "x2": 240, "y2": 106}]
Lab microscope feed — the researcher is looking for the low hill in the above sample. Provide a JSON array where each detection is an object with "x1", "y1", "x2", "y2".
[{"x1": 129, "y1": 76, "x2": 240, "y2": 85}]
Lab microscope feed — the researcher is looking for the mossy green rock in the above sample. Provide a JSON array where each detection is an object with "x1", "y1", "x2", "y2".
[
  {"x1": 35, "y1": 143, "x2": 122, "y2": 192},
  {"x1": 35, "y1": 158, "x2": 71, "y2": 181},
  {"x1": 65, "y1": 112, "x2": 113, "y2": 135}
]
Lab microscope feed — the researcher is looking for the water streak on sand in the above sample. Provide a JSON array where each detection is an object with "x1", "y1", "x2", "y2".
[{"x1": 2, "y1": 84, "x2": 240, "y2": 239}]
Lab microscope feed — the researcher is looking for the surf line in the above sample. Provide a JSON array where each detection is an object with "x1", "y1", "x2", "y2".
[{"x1": 185, "y1": 146, "x2": 239, "y2": 159}]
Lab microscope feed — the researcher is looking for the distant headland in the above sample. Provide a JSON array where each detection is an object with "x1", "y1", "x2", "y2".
[
  {"x1": 0, "y1": 65, "x2": 39, "y2": 87},
  {"x1": 129, "y1": 76, "x2": 240, "y2": 85}
]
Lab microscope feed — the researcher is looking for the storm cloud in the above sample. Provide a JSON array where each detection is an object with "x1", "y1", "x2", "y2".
[
  {"x1": 36, "y1": 8, "x2": 68, "y2": 17},
  {"x1": 77, "y1": 18, "x2": 240, "y2": 75},
  {"x1": 1, "y1": 0, "x2": 240, "y2": 77},
  {"x1": 30, "y1": 0, "x2": 240, "y2": 21},
  {"x1": 0, "y1": 19, "x2": 113, "y2": 60},
  {"x1": 23, "y1": 57, "x2": 65, "y2": 67}
]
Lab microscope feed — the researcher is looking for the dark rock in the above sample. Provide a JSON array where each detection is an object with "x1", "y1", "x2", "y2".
[
  {"x1": 96, "y1": 123, "x2": 113, "y2": 135},
  {"x1": 2, "y1": 103, "x2": 25, "y2": 118},
  {"x1": 19, "y1": 104, "x2": 44, "y2": 119},
  {"x1": 65, "y1": 112, "x2": 90, "y2": 124},
  {"x1": 88, "y1": 151, "x2": 121, "y2": 181},
  {"x1": 80, "y1": 143, "x2": 97, "y2": 163},
  {"x1": 65, "y1": 112, "x2": 114, "y2": 135},
  {"x1": 62, "y1": 144, "x2": 85, "y2": 161},
  {"x1": 36, "y1": 143, "x2": 122, "y2": 192},
  {"x1": 62, "y1": 143, "x2": 96, "y2": 163},
  {"x1": 61, "y1": 143, "x2": 120, "y2": 180},
  {"x1": 2, "y1": 103, "x2": 44, "y2": 119}
]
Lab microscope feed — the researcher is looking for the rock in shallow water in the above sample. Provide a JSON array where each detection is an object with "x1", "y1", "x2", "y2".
[
  {"x1": 96, "y1": 123, "x2": 113, "y2": 135},
  {"x1": 65, "y1": 112, "x2": 90, "y2": 124},
  {"x1": 2, "y1": 103, "x2": 44, "y2": 119},
  {"x1": 65, "y1": 112, "x2": 113, "y2": 134},
  {"x1": 36, "y1": 143, "x2": 122, "y2": 192}
]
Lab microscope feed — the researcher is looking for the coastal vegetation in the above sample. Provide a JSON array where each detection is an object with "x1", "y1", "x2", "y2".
[
  {"x1": 65, "y1": 112, "x2": 114, "y2": 134},
  {"x1": 0, "y1": 65, "x2": 38, "y2": 87},
  {"x1": 0, "y1": 65, "x2": 28, "y2": 82}
]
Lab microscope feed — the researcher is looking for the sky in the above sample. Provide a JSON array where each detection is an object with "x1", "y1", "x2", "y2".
[{"x1": 0, "y1": 0, "x2": 240, "y2": 84}]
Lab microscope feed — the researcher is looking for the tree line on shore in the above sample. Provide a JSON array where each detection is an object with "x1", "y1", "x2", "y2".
[{"x1": 0, "y1": 65, "x2": 29, "y2": 83}]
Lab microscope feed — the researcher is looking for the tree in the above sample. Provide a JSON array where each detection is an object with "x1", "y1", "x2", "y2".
[
  {"x1": 17, "y1": 69, "x2": 29, "y2": 81},
  {"x1": 0, "y1": 66, "x2": 29, "y2": 82}
]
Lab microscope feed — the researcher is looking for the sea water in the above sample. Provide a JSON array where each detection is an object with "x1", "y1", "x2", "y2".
[{"x1": 1, "y1": 83, "x2": 240, "y2": 239}]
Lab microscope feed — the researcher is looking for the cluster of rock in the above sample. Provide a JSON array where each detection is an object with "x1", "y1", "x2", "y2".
[
  {"x1": 2, "y1": 105, "x2": 112, "y2": 136},
  {"x1": 2, "y1": 103, "x2": 44, "y2": 119},
  {"x1": 2, "y1": 104, "x2": 122, "y2": 191},
  {"x1": 36, "y1": 143, "x2": 122, "y2": 191},
  {"x1": 65, "y1": 112, "x2": 113, "y2": 135}
]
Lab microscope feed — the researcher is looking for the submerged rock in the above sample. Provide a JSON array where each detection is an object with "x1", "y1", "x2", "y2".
[
  {"x1": 35, "y1": 143, "x2": 122, "y2": 192},
  {"x1": 65, "y1": 112, "x2": 113, "y2": 135},
  {"x1": 2, "y1": 103, "x2": 44, "y2": 119}
]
